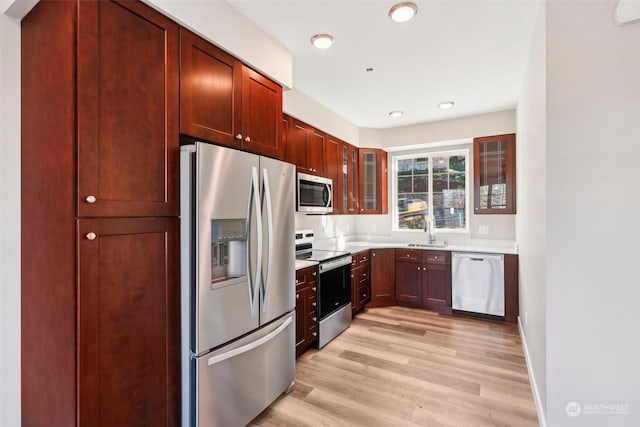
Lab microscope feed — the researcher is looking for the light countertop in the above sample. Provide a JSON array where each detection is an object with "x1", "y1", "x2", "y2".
[
  {"x1": 314, "y1": 237, "x2": 518, "y2": 255},
  {"x1": 295, "y1": 259, "x2": 319, "y2": 270}
]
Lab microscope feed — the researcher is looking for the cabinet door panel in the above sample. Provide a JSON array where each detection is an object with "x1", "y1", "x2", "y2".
[
  {"x1": 395, "y1": 261, "x2": 421, "y2": 304},
  {"x1": 473, "y1": 133, "x2": 516, "y2": 214},
  {"x1": 307, "y1": 130, "x2": 326, "y2": 174},
  {"x1": 326, "y1": 137, "x2": 342, "y2": 213},
  {"x1": 78, "y1": 0, "x2": 179, "y2": 217},
  {"x1": 78, "y1": 218, "x2": 180, "y2": 427},
  {"x1": 287, "y1": 118, "x2": 310, "y2": 168},
  {"x1": 242, "y1": 66, "x2": 283, "y2": 159},
  {"x1": 424, "y1": 266, "x2": 450, "y2": 307},
  {"x1": 180, "y1": 28, "x2": 242, "y2": 148},
  {"x1": 368, "y1": 249, "x2": 395, "y2": 307}
]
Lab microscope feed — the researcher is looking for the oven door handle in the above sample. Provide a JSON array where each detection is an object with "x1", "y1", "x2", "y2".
[{"x1": 319, "y1": 256, "x2": 351, "y2": 273}]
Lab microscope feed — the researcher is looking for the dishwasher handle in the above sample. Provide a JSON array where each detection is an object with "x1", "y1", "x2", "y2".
[{"x1": 452, "y1": 252, "x2": 504, "y2": 262}]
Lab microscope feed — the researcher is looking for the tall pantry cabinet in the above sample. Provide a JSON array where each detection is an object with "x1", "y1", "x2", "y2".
[{"x1": 22, "y1": 1, "x2": 180, "y2": 425}]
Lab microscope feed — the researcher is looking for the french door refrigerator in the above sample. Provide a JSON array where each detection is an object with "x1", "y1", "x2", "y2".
[{"x1": 180, "y1": 142, "x2": 296, "y2": 427}]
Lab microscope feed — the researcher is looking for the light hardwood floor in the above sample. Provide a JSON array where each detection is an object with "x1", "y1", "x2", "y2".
[{"x1": 251, "y1": 306, "x2": 538, "y2": 427}]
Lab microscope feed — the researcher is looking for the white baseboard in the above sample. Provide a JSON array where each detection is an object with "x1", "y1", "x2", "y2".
[{"x1": 518, "y1": 316, "x2": 547, "y2": 427}]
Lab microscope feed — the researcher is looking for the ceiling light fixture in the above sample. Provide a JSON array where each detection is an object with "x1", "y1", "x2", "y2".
[
  {"x1": 310, "y1": 34, "x2": 335, "y2": 49},
  {"x1": 389, "y1": 2, "x2": 418, "y2": 23},
  {"x1": 389, "y1": 111, "x2": 403, "y2": 118},
  {"x1": 439, "y1": 101, "x2": 455, "y2": 110}
]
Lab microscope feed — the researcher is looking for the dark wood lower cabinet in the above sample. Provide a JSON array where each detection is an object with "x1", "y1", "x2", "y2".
[
  {"x1": 295, "y1": 266, "x2": 318, "y2": 357},
  {"x1": 367, "y1": 249, "x2": 396, "y2": 307},
  {"x1": 78, "y1": 218, "x2": 180, "y2": 426},
  {"x1": 395, "y1": 249, "x2": 452, "y2": 313},
  {"x1": 351, "y1": 251, "x2": 371, "y2": 314},
  {"x1": 395, "y1": 260, "x2": 422, "y2": 306}
]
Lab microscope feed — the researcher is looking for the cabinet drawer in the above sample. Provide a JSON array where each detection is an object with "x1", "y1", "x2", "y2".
[
  {"x1": 355, "y1": 266, "x2": 369, "y2": 284},
  {"x1": 357, "y1": 284, "x2": 371, "y2": 307},
  {"x1": 426, "y1": 251, "x2": 448, "y2": 265},
  {"x1": 296, "y1": 266, "x2": 317, "y2": 288},
  {"x1": 356, "y1": 251, "x2": 370, "y2": 265},
  {"x1": 396, "y1": 249, "x2": 420, "y2": 262}
]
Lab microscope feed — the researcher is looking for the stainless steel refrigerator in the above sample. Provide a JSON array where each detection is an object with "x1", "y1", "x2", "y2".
[{"x1": 180, "y1": 142, "x2": 296, "y2": 427}]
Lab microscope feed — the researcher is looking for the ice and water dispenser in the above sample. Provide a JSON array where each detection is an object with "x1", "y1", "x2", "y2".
[{"x1": 210, "y1": 219, "x2": 248, "y2": 286}]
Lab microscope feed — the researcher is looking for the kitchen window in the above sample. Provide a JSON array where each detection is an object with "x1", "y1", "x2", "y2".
[{"x1": 393, "y1": 149, "x2": 469, "y2": 232}]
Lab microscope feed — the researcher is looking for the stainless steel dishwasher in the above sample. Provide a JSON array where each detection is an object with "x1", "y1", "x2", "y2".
[{"x1": 451, "y1": 252, "x2": 505, "y2": 316}]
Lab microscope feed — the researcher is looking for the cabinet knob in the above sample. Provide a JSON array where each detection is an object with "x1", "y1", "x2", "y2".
[
  {"x1": 372, "y1": 253, "x2": 376, "y2": 257},
  {"x1": 362, "y1": 257, "x2": 367, "y2": 261},
  {"x1": 296, "y1": 294, "x2": 299, "y2": 299},
  {"x1": 244, "y1": 136, "x2": 251, "y2": 143},
  {"x1": 406, "y1": 254, "x2": 410, "y2": 258},
  {"x1": 86, "y1": 232, "x2": 97, "y2": 241},
  {"x1": 312, "y1": 271, "x2": 317, "y2": 276},
  {"x1": 312, "y1": 302, "x2": 316, "y2": 307},
  {"x1": 295, "y1": 279, "x2": 299, "y2": 284},
  {"x1": 312, "y1": 317, "x2": 317, "y2": 322},
  {"x1": 85, "y1": 195, "x2": 96, "y2": 204},
  {"x1": 417, "y1": 266, "x2": 421, "y2": 271},
  {"x1": 312, "y1": 332, "x2": 317, "y2": 337},
  {"x1": 363, "y1": 273, "x2": 367, "y2": 277},
  {"x1": 312, "y1": 287, "x2": 316, "y2": 291},
  {"x1": 362, "y1": 293, "x2": 367, "y2": 298},
  {"x1": 235, "y1": 134, "x2": 243, "y2": 140}
]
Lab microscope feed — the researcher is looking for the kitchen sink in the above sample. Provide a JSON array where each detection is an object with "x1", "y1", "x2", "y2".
[{"x1": 406, "y1": 241, "x2": 448, "y2": 248}]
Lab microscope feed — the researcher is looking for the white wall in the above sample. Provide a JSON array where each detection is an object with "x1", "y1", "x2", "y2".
[
  {"x1": 546, "y1": 1, "x2": 640, "y2": 426},
  {"x1": 283, "y1": 88, "x2": 360, "y2": 145},
  {"x1": 382, "y1": 109, "x2": 516, "y2": 149},
  {"x1": 0, "y1": 9, "x2": 21, "y2": 427},
  {"x1": 516, "y1": 2, "x2": 547, "y2": 423},
  {"x1": 144, "y1": 0, "x2": 292, "y2": 88}
]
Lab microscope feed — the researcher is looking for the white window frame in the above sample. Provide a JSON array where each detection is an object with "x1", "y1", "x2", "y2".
[{"x1": 391, "y1": 148, "x2": 470, "y2": 233}]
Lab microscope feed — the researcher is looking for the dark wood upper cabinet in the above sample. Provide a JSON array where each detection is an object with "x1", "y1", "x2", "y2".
[
  {"x1": 358, "y1": 148, "x2": 388, "y2": 214},
  {"x1": 285, "y1": 115, "x2": 325, "y2": 175},
  {"x1": 473, "y1": 133, "x2": 516, "y2": 214},
  {"x1": 180, "y1": 28, "x2": 242, "y2": 149},
  {"x1": 325, "y1": 136, "x2": 343, "y2": 213},
  {"x1": 345, "y1": 143, "x2": 359, "y2": 213},
  {"x1": 78, "y1": 217, "x2": 180, "y2": 427},
  {"x1": 180, "y1": 29, "x2": 283, "y2": 159},
  {"x1": 78, "y1": 0, "x2": 179, "y2": 218},
  {"x1": 241, "y1": 66, "x2": 284, "y2": 159}
]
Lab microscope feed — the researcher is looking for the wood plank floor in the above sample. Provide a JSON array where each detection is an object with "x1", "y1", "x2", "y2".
[{"x1": 250, "y1": 306, "x2": 538, "y2": 427}]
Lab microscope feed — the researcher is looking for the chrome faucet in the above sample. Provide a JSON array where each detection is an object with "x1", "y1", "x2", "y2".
[{"x1": 424, "y1": 218, "x2": 436, "y2": 244}]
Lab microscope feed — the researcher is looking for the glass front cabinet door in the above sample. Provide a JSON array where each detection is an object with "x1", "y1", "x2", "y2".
[{"x1": 473, "y1": 134, "x2": 516, "y2": 214}]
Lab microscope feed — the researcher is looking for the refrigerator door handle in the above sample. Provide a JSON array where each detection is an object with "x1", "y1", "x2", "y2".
[
  {"x1": 206, "y1": 315, "x2": 293, "y2": 366},
  {"x1": 261, "y1": 168, "x2": 274, "y2": 311},
  {"x1": 246, "y1": 167, "x2": 263, "y2": 317}
]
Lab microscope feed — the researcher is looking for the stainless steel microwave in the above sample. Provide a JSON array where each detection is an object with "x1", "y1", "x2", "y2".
[{"x1": 297, "y1": 172, "x2": 333, "y2": 214}]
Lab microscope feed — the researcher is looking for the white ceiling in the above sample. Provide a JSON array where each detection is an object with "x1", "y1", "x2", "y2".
[{"x1": 228, "y1": 0, "x2": 540, "y2": 129}]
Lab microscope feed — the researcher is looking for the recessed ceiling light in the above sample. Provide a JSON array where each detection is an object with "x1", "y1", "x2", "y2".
[
  {"x1": 389, "y1": 111, "x2": 403, "y2": 118},
  {"x1": 389, "y1": 2, "x2": 418, "y2": 23},
  {"x1": 439, "y1": 101, "x2": 455, "y2": 110},
  {"x1": 310, "y1": 34, "x2": 335, "y2": 49}
]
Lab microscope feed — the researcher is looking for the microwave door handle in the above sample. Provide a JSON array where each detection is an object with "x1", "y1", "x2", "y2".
[
  {"x1": 323, "y1": 184, "x2": 331, "y2": 207},
  {"x1": 261, "y1": 168, "x2": 274, "y2": 311}
]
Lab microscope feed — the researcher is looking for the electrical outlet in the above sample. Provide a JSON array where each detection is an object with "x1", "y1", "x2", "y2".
[{"x1": 479, "y1": 225, "x2": 489, "y2": 235}]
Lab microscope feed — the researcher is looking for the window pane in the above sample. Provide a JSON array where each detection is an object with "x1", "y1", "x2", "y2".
[
  {"x1": 413, "y1": 176, "x2": 427, "y2": 193},
  {"x1": 397, "y1": 176, "x2": 412, "y2": 193},
  {"x1": 395, "y1": 151, "x2": 467, "y2": 232}
]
